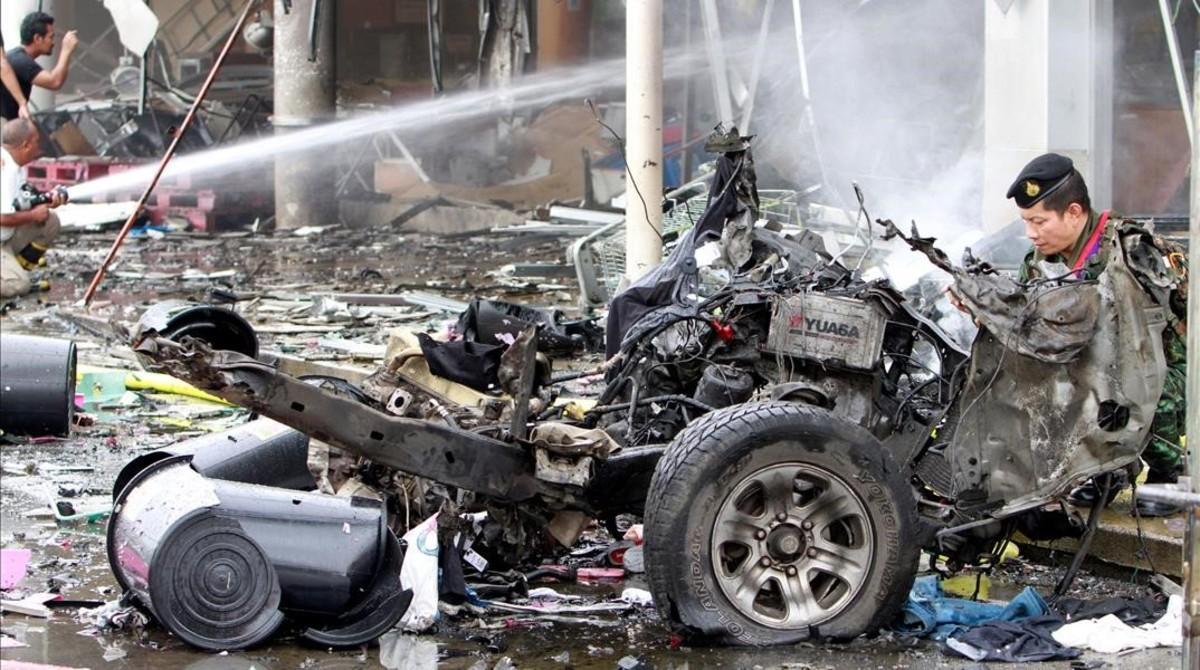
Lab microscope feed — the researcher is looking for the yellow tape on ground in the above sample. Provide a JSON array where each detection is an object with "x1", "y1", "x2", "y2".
[
  {"x1": 124, "y1": 371, "x2": 230, "y2": 405},
  {"x1": 75, "y1": 365, "x2": 229, "y2": 405}
]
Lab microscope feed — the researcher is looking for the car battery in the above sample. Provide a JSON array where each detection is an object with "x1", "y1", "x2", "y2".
[{"x1": 764, "y1": 293, "x2": 887, "y2": 371}]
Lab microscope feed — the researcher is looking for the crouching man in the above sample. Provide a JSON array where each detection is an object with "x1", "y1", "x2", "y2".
[{"x1": 0, "y1": 118, "x2": 62, "y2": 298}]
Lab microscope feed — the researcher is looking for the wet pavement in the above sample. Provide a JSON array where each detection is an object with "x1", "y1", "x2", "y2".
[{"x1": 0, "y1": 227, "x2": 1188, "y2": 669}]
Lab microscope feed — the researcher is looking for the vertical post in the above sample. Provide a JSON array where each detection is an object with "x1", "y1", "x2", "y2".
[
  {"x1": 1183, "y1": 48, "x2": 1200, "y2": 670},
  {"x1": 624, "y1": 0, "x2": 663, "y2": 281},
  {"x1": 1090, "y1": 0, "x2": 1114, "y2": 211},
  {"x1": 699, "y1": 0, "x2": 733, "y2": 124},
  {"x1": 273, "y1": 0, "x2": 336, "y2": 230},
  {"x1": 680, "y1": 0, "x2": 694, "y2": 182},
  {"x1": 137, "y1": 0, "x2": 150, "y2": 116},
  {"x1": 738, "y1": 0, "x2": 775, "y2": 135},
  {"x1": 1157, "y1": 0, "x2": 1195, "y2": 149}
]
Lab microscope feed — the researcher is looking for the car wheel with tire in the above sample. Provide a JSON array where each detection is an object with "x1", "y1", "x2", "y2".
[{"x1": 644, "y1": 401, "x2": 920, "y2": 646}]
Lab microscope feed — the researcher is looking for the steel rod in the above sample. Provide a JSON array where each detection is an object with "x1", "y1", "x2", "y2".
[
  {"x1": 1157, "y1": 0, "x2": 1195, "y2": 148},
  {"x1": 1182, "y1": 46, "x2": 1199, "y2": 670},
  {"x1": 1134, "y1": 483, "x2": 1200, "y2": 507},
  {"x1": 81, "y1": 0, "x2": 257, "y2": 307}
]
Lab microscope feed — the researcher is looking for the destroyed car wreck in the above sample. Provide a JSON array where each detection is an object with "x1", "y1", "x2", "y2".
[{"x1": 120, "y1": 138, "x2": 1178, "y2": 650}]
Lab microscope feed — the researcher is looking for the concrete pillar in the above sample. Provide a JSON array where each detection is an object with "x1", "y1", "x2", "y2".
[
  {"x1": 624, "y1": 0, "x2": 663, "y2": 281},
  {"x1": 981, "y1": 0, "x2": 1112, "y2": 230},
  {"x1": 273, "y1": 0, "x2": 336, "y2": 230},
  {"x1": 2, "y1": 0, "x2": 57, "y2": 112}
]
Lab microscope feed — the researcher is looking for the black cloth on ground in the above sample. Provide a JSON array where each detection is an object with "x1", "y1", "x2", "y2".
[
  {"x1": 438, "y1": 542, "x2": 469, "y2": 605},
  {"x1": 1054, "y1": 594, "x2": 1167, "y2": 626},
  {"x1": 945, "y1": 616, "x2": 1079, "y2": 663}
]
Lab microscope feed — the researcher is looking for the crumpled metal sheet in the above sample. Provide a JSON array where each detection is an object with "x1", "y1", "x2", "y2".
[
  {"x1": 954, "y1": 272, "x2": 1099, "y2": 364},
  {"x1": 947, "y1": 230, "x2": 1169, "y2": 512}
]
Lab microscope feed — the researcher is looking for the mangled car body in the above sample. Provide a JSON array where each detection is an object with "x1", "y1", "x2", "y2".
[{"x1": 123, "y1": 132, "x2": 1176, "y2": 648}]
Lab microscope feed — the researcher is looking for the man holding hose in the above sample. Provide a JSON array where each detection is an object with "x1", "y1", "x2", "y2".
[{"x1": 1, "y1": 118, "x2": 63, "y2": 298}]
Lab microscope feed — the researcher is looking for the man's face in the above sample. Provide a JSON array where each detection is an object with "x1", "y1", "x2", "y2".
[
  {"x1": 1020, "y1": 201, "x2": 1087, "y2": 257},
  {"x1": 31, "y1": 24, "x2": 56, "y2": 56},
  {"x1": 11, "y1": 132, "x2": 43, "y2": 166}
]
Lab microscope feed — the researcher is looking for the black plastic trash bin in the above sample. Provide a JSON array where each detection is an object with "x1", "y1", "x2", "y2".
[
  {"x1": 111, "y1": 418, "x2": 315, "y2": 499},
  {"x1": 0, "y1": 334, "x2": 77, "y2": 436},
  {"x1": 108, "y1": 457, "x2": 410, "y2": 650}
]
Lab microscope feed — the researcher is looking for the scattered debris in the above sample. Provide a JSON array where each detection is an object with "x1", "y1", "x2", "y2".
[{"x1": 0, "y1": 549, "x2": 32, "y2": 590}]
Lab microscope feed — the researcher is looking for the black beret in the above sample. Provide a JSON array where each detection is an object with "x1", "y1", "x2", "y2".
[{"x1": 1006, "y1": 153, "x2": 1074, "y2": 208}]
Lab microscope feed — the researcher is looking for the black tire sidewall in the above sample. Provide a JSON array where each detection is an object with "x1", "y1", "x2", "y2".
[{"x1": 646, "y1": 402, "x2": 918, "y2": 646}]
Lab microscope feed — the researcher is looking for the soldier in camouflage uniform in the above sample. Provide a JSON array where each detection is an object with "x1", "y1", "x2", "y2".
[{"x1": 1009, "y1": 153, "x2": 1187, "y2": 517}]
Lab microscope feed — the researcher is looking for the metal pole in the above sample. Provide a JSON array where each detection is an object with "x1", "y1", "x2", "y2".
[
  {"x1": 137, "y1": 47, "x2": 149, "y2": 116},
  {"x1": 699, "y1": 0, "x2": 733, "y2": 124},
  {"x1": 680, "y1": 0, "x2": 693, "y2": 182},
  {"x1": 1183, "y1": 47, "x2": 1200, "y2": 670},
  {"x1": 137, "y1": 0, "x2": 150, "y2": 116},
  {"x1": 790, "y1": 0, "x2": 836, "y2": 206},
  {"x1": 624, "y1": 0, "x2": 663, "y2": 281},
  {"x1": 1180, "y1": 48, "x2": 1200, "y2": 670},
  {"x1": 790, "y1": 0, "x2": 811, "y2": 101},
  {"x1": 738, "y1": 0, "x2": 775, "y2": 134},
  {"x1": 80, "y1": 0, "x2": 256, "y2": 307},
  {"x1": 1157, "y1": 0, "x2": 1195, "y2": 149}
]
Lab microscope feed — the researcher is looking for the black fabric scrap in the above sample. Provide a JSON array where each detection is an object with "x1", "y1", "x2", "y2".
[
  {"x1": 945, "y1": 616, "x2": 1079, "y2": 663},
  {"x1": 438, "y1": 542, "x2": 469, "y2": 605},
  {"x1": 604, "y1": 151, "x2": 746, "y2": 359},
  {"x1": 417, "y1": 332, "x2": 504, "y2": 393},
  {"x1": 457, "y1": 299, "x2": 579, "y2": 356},
  {"x1": 1054, "y1": 594, "x2": 1167, "y2": 626}
]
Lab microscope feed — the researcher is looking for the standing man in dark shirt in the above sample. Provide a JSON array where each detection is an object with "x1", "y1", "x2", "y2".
[
  {"x1": 0, "y1": 11, "x2": 78, "y2": 121},
  {"x1": 1, "y1": 41, "x2": 32, "y2": 120}
]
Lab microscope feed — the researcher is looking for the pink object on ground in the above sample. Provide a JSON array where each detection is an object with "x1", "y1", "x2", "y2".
[
  {"x1": 1, "y1": 662, "x2": 88, "y2": 670},
  {"x1": 575, "y1": 567, "x2": 625, "y2": 581},
  {"x1": 0, "y1": 548, "x2": 33, "y2": 590}
]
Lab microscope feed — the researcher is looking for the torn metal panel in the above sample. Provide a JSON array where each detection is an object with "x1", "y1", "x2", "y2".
[
  {"x1": 942, "y1": 229, "x2": 1169, "y2": 513},
  {"x1": 499, "y1": 326, "x2": 539, "y2": 440}
]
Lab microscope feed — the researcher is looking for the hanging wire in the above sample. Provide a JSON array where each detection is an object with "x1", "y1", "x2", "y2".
[{"x1": 585, "y1": 98, "x2": 664, "y2": 242}]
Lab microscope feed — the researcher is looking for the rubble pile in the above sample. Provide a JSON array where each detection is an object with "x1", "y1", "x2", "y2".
[{"x1": 1, "y1": 126, "x2": 1190, "y2": 669}]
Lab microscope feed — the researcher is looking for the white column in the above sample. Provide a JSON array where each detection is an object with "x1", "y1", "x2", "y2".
[
  {"x1": 1, "y1": 0, "x2": 56, "y2": 112},
  {"x1": 981, "y1": 0, "x2": 1111, "y2": 230},
  {"x1": 624, "y1": 0, "x2": 663, "y2": 281}
]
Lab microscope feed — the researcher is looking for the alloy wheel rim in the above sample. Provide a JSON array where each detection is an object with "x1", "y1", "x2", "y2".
[{"x1": 710, "y1": 461, "x2": 875, "y2": 629}]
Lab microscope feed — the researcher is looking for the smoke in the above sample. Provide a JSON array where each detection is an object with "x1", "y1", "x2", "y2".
[{"x1": 715, "y1": 0, "x2": 987, "y2": 272}]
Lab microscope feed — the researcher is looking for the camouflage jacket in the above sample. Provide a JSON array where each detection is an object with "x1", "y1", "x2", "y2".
[{"x1": 1018, "y1": 210, "x2": 1187, "y2": 368}]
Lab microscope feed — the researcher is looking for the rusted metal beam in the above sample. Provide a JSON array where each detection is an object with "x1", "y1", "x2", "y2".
[{"x1": 134, "y1": 336, "x2": 543, "y2": 503}]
